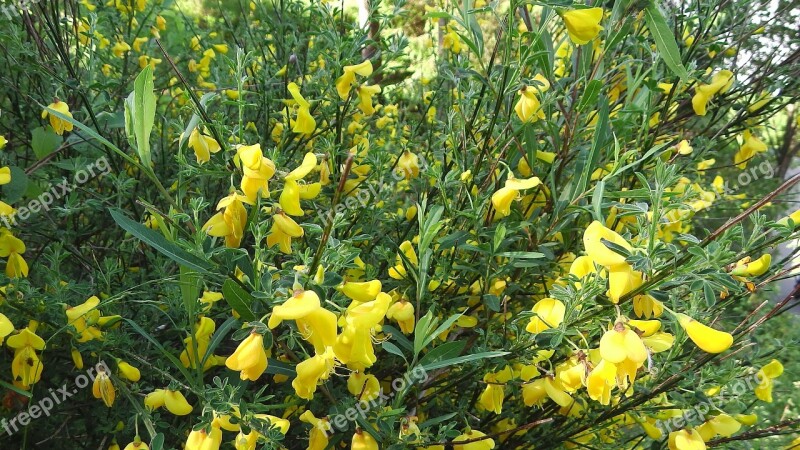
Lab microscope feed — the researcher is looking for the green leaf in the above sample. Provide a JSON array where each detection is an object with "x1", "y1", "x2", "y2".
[
  {"x1": 578, "y1": 80, "x2": 603, "y2": 112},
  {"x1": 420, "y1": 351, "x2": 509, "y2": 372},
  {"x1": 1, "y1": 167, "x2": 28, "y2": 204},
  {"x1": 644, "y1": 1, "x2": 689, "y2": 80},
  {"x1": 201, "y1": 316, "x2": 239, "y2": 368},
  {"x1": 31, "y1": 126, "x2": 62, "y2": 159},
  {"x1": 125, "y1": 65, "x2": 157, "y2": 168},
  {"x1": 109, "y1": 208, "x2": 211, "y2": 272},
  {"x1": 149, "y1": 434, "x2": 165, "y2": 450},
  {"x1": 592, "y1": 180, "x2": 605, "y2": 221},
  {"x1": 222, "y1": 279, "x2": 256, "y2": 322},
  {"x1": 418, "y1": 341, "x2": 466, "y2": 368},
  {"x1": 123, "y1": 318, "x2": 195, "y2": 384}
]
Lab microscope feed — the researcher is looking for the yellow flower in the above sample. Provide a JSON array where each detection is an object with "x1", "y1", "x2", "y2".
[
  {"x1": 347, "y1": 371, "x2": 381, "y2": 401},
  {"x1": 266, "y1": 212, "x2": 304, "y2": 254},
  {"x1": 117, "y1": 361, "x2": 140, "y2": 382},
  {"x1": 561, "y1": 8, "x2": 604, "y2": 45},
  {"x1": 398, "y1": 151, "x2": 420, "y2": 179},
  {"x1": 203, "y1": 193, "x2": 252, "y2": 248},
  {"x1": 225, "y1": 332, "x2": 269, "y2": 381},
  {"x1": 731, "y1": 254, "x2": 771, "y2": 277},
  {"x1": 754, "y1": 359, "x2": 783, "y2": 402},
  {"x1": 92, "y1": 368, "x2": 116, "y2": 407},
  {"x1": 692, "y1": 70, "x2": 734, "y2": 116},
  {"x1": 339, "y1": 280, "x2": 382, "y2": 302},
  {"x1": 388, "y1": 240, "x2": 418, "y2": 279},
  {"x1": 525, "y1": 298, "x2": 565, "y2": 333},
  {"x1": 156, "y1": 15, "x2": 167, "y2": 30},
  {"x1": 123, "y1": 440, "x2": 149, "y2": 450},
  {"x1": 237, "y1": 143, "x2": 276, "y2": 202},
  {"x1": 586, "y1": 359, "x2": 616, "y2": 405},
  {"x1": 599, "y1": 323, "x2": 648, "y2": 365},
  {"x1": 352, "y1": 428, "x2": 379, "y2": 450},
  {"x1": 675, "y1": 313, "x2": 733, "y2": 353},
  {"x1": 65, "y1": 295, "x2": 104, "y2": 342},
  {"x1": 668, "y1": 428, "x2": 706, "y2": 450},
  {"x1": 335, "y1": 60, "x2": 373, "y2": 99},
  {"x1": 287, "y1": 82, "x2": 316, "y2": 135},
  {"x1": 514, "y1": 75, "x2": 550, "y2": 123},
  {"x1": 300, "y1": 411, "x2": 332, "y2": 450},
  {"x1": 11, "y1": 346, "x2": 43, "y2": 389},
  {"x1": 293, "y1": 348, "x2": 337, "y2": 399},
  {"x1": 453, "y1": 430, "x2": 495, "y2": 450},
  {"x1": 269, "y1": 290, "x2": 321, "y2": 328},
  {"x1": 583, "y1": 221, "x2": 632, "y2": 267},
  {"x1": 0, "y1": 135, "x2": 6, "y2": 149},
  {"x1": 386, "y1": 299, "x2": 415, "y2": 334},
  {"x1": 734, "y1": 130, "x2": 767, "y2": 169},
  {"x1": 41, "y1": 101, "x2": 74, "y2": 135},
  {"x1": 356, "y1": 84, "x2": 381, "y2": 115},
  {"x1": 112, "y1": 41, "x2": 131, "y2": 58},
  {"x1": 333, "y1": 293, "x2": 391, "y2": 369},
  {"x1": 491, "y1": 175, "x2": 542, "y2": 218},
  {"x1": 676, "y1": 140, "x2": 693, "y2": 155},
  {"x1": 188, "y1": 129, "x2": 221, "y2": 164},
  {"x1": 186, "y1": 420, "x2": 223, "y2": 450},
  {"x1": 145, "y1": 388, "x2": 193, "y2": 415}
]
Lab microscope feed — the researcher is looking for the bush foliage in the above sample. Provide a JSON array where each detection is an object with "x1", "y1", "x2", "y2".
[{"x1": 0, "y1": 0, "x2": 799, "y2": 449}]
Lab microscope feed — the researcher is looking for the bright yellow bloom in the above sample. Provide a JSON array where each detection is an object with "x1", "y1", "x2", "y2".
[
  {"x1": 754, "y1": 359, "x2": 783, "y2": 402},
  {"x1": 123, "y1": 439, "x2": 149, "y2": 450},
  {"x1": 734, "y1": 130, "x2": 767, "y2": 169},
  {"x1": 561, "y1": 8, "x2": 604, "y2": 45},
  {"x1": 731, "y1": 254, "x2": 771, "y2": 277},
  {"x1": 335, "y1": 60, "x2": 373, "y2": 99},
  {"x1": 347, "y1": 371, "x2": 381, "y2": 401},
  {"x1": 386, "y1": 299, "x2": 415, "y2": 334},
  {"x1": 293, "y1": 347, "x2": 337, "y2": 399},
  {"x1": 668, "y1": 428, "x2": 706, "y2": 450},
  {"x1": 269, "y1": 290, "x2": 321, "y2": 329},
  {"x1": 352, "y1": 428, "x2": 379, "y2": 450},
  {"x1": 491, "y1": 175, "x2": 541, "y2": 218},
  {"x1": 525, "y1": 298, "x2": 565, "y2": 333},
  {"x1": 356, "y1": 84, "x2": 381, "y2": 115},
  {"x1": 333, "y1": 293, "x2": 391, "y2": 369},
  {"x1": 0, "y1": 135, "x2": 6, "y2": 149},
  {"x1": 145, "y1": 388, "x2": 193, "y2": 415},
  {"x1": 514, "y1": 75, "x2": 550, "y2": 123},
  {"x1": 398, "y1": 151, "x2": 420, "y2": 179},
  {"x1": 587, "y1": 359, "x2": 616, "y2": 405},
  {"x1": 300, "y1": 411, "x2": 332, "y2": 450},
  {"x1": 453, "y1": 430, "x2": 495, "y2": 450},
  {"x1": 203, "y1": 193, "x2": 252, "y2": 248},
  {"x1": 42, "y1": 101, "x2": 74, "y2": 135},
  {"x1": 339, "y1": 280, "x2": 382, "y2": 302},
  {"x1": 266, "y1": 212, "x2": 304, "y2": 254},
  {"x1": 237, "y1": 143, "x2": 276, "y2": 202},
  {"x1": 599, "y1": 323, "x2": 648, "y2": 365},
  {"x1": 388, "y1": 240, "x2": 418, "y2": 279},
  {"x1": 117, "y1": 361, "x2": 140, "y2": 382},
  {"x1": 675, "y1": 313, "x2": 733, "y2": 353},
  {"x1": 188, "y1": 128, "x2": 221, "y2": 164},
  {"x1": 92, "y1": 368, "x2": 116, "y2": 407},
  {"x1": 676, "y1": 140, "x2": 693, "y2": 155},
  {"x1": 186, "y1": 420, "x2": 223, "y2": 450},
  {"x1": 287, "y1": 82, "x2": 316, "y2": 135},
  {"x1": 225, "y1": 332, "x2": 269, "y2": 381},
  {"x1": 692, "y1": 70, "x2": 734, "y2": 116},
  {"x1": 65, "y1": 295, "x2": 104, "y2": 342}
]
